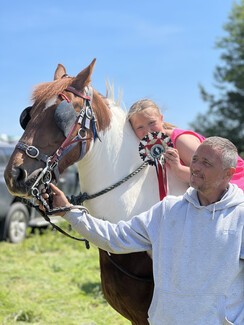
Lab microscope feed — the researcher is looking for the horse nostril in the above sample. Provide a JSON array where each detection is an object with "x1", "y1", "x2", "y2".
[
  {"x1": 12, "y1": 167, "x2": 27, "y2": 183},
  {"x1": 4, "y1": 166, "x2": 29, "y2": 196}
]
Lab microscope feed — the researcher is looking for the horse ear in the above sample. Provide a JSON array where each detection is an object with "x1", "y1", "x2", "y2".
[
  {"x1": 54, "y1": 64, "x2": 67, "y2": 80},
  {"x1": 71, "y1": 59, "x2": 96, "y2": 91}
]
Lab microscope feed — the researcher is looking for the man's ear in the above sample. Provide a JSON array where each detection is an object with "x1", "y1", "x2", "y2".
[{"x1": 225, "y1": 167, "x2": 236, "y2": 180}]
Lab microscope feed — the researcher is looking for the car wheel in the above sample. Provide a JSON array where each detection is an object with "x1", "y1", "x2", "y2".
[
  {"x1": 5, "y1": 202, "x2": 29, "y2": 243},
  {"x1": 0, "y1": 218, "x2": 5, "y2": 241}
]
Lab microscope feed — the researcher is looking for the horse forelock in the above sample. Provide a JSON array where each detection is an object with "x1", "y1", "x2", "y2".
[
  {"x1": 32, "y1": 77, "x2": 74, "y2": 105},
  {"x1": 31, "y1": 78, "x2": 112, "y2": 130}
]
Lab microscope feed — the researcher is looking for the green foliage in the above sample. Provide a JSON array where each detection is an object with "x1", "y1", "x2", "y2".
[
  {"x1": 190, "y1": 0, "x2": 244, "y2": 156},
  {"x1": 0, "y1": 224, "x2": 129, "y2": 325}
]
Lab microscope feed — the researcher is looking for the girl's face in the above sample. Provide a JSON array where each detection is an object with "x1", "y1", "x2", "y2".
[{"x1": 129, "y1": 107, "x2": 163, "y2": 139}]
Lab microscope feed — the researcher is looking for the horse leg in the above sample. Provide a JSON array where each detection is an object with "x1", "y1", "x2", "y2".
[{"x1": 98, "y1": 249, "x2": 154, "y2": 325}]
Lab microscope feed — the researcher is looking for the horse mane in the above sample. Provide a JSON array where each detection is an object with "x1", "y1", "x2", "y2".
[
  {"x1": 90, "y1": 89, "x2": 112, "y2": 132},
  {"x1": 106, "y1": 81, "x2": 124, "y2": 108},
  {"x1": 89, "y1": 81, "x2": 125, "y2": 133}
]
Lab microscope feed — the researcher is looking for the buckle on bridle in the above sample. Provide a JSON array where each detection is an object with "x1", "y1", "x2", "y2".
[
  {"x1": 78, "y1": 128, "x2": 87, "y2": 139},
  {"x1": 42, "y1": 170, "x2": 52, "y2": 184},
  {"x1": 26, "y1": 146, "x2": 40, "y2": 158},
  {"x1": 31, "y1": 187, "x2": 40, "y2": 197}
]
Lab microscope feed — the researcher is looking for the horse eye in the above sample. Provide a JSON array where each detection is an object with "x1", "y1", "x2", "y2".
[{"x1": 19, "y1": 106, "x2": 32, "y2": 130}]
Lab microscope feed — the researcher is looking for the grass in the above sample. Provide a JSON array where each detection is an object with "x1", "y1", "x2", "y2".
[{"x1": 0, "y1": 223, "x2": 130, "y2": 325}]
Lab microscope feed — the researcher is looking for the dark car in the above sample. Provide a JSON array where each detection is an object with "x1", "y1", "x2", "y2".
[{"x1": 0, "y1": 142, "x2": 80, "y2": 243}]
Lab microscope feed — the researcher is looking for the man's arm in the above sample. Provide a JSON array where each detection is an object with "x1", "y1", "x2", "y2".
[{"x1": 64, "y1": 208, "x2": 152, "y2": 254}]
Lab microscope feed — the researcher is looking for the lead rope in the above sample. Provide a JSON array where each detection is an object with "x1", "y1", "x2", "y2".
[
  {"x1": 21, "y1": 187, "x2": 90, "y2": 249},
  {"x1": 19, "y1": 162, "x2": 148, "y2": 250},
  {"x1": 21, "y1": 160, "x2": 152, "y2": 281},
  {"x1": 106, "y1": 252, "x2": 153, "y2": 282},
  {"x1": 70, "y1": 161, "x2": 148, "y2": 204}
]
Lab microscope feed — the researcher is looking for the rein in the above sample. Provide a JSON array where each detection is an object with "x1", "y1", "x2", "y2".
[
  {"x1": 70, "y1": 161, "x2": 148, "y2": 204},
  {"x1": 20, "y1": 195, "x2": 90, "y2": 249},
  {"x1": 106, "y1": 253, "x2": 153, "y2": 282},
  {"x1": 19, "y1": 160, "x2": 148, "y2": 252}
]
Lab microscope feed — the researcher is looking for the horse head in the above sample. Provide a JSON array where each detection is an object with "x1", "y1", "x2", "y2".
[{"x1": 4, "y1": 59, "x2": 111, "y2": 198}]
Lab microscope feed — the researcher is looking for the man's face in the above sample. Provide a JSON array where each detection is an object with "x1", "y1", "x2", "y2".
[{"x1": 190, "y1": 145, "x2": 228, "y2": 194}]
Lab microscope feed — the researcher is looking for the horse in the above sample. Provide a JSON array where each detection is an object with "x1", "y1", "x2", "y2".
[{"x1": 4, "y1": 59, "x2": 160, "y2": 324}]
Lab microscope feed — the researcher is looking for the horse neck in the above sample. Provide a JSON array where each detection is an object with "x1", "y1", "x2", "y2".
[{"x1": 76, "y1": 103, "x2": 159, "y2": 222}]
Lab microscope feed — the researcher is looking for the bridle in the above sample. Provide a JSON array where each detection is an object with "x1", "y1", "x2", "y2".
[
  {"x1": 15, "y1": 85, "x2": 101, "y2": 248},
  {"x1": 17, "y1": 85, "x2": 99, "y2": 201}
]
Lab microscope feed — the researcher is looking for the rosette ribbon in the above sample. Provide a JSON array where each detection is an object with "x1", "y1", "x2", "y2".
[{"x1": 139, "y1": 132, "x2": 173, "y2": 200}]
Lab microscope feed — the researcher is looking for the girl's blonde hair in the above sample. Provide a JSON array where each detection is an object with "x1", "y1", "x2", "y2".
[{"x1": 127, "y1": 99, "x2": 176, "y2": 129}]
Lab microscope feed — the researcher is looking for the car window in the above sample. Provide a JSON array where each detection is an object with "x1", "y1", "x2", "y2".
[{"x1": 0, "y1": 150, "x2": 6, "y2": 165}]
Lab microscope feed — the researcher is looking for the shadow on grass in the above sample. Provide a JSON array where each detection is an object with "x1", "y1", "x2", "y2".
[{"x1": 79, "y1": 282, "x2": 105, "y2": 301}]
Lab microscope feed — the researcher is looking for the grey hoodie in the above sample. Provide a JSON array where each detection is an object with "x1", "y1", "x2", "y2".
[{"x1": 64, "y1": 183, "x2": 244, "y2": 325}]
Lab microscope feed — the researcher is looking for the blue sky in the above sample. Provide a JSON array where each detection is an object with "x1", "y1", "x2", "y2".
[{"x1": 0, "y1": 0, "x2": 234, "y2": 138}]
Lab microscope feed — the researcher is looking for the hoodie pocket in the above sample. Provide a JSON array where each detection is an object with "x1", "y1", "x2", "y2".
[{"x1": 149, "y1": 290, "x2": 227, "y2": 325}]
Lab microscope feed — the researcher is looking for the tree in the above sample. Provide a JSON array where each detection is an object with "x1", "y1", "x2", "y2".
[{"x1": 190, "y1": 0, "x2": 244, "y2": 156}]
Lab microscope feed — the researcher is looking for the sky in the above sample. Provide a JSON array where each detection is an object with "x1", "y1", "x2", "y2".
[{"x1": 0, "y1": 0, "x2": 235, "y2": 139}]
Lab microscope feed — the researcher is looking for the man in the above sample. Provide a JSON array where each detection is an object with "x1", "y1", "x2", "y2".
[{"x1": 42, "y1": 136, "x2": 244, "y2": 325}]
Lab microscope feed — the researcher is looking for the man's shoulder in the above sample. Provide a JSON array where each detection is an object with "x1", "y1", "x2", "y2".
[{"x1": 163, "y1": 194, "x2": 185, "y2": 209}]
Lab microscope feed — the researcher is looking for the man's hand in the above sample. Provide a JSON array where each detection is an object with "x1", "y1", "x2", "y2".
[{"x1": 40, "y1": 183, "x2": 72, "y2": 217}]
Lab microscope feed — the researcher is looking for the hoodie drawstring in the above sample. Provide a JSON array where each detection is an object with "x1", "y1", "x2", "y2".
[{"x1": 212, "y1": 204, "x2": 216, "y2": 220}]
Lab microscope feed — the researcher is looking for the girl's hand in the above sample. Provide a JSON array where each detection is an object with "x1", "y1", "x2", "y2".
[
  {"x1": 164, "y1": 148, "x2": 181, "y2": 170},
  {"x1": 163, "y1": 147, "x2": 191, "y2": 184}
]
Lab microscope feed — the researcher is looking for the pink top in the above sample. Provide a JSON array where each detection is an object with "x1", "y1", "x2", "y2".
[{"x1": 170, "y1": 128, "x2": 244, "y2": 190}]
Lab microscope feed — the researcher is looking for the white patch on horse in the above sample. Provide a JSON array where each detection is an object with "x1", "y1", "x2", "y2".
[
  {"x1": 77, "y1": 100, "x2": 159, "y2": 223},
  {"x1": 44, "y1": 97, "x2": 57, "y2": 110}
]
